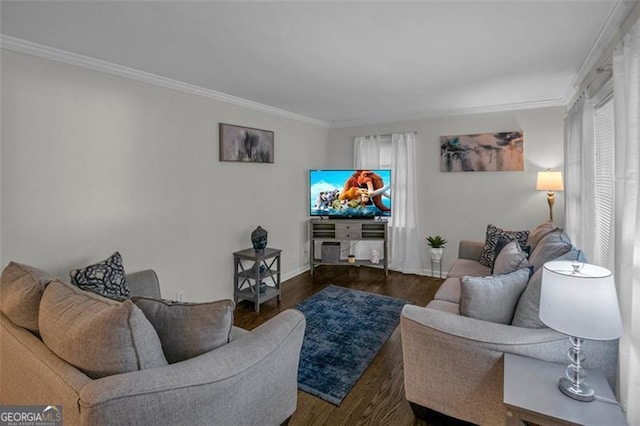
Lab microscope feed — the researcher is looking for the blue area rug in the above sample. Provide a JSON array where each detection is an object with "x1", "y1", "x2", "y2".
[{"x1": 295, "y1": 285, "x2": 409, "y2": 405}]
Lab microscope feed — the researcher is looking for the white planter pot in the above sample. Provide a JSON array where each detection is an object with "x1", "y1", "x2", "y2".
[{"x1": 430, "y1": 247, "x2": 444, "y2": 262}]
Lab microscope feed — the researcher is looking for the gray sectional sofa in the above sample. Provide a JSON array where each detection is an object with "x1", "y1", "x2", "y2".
[
  {"x1": 0, "y1": 264, "x2": 305, "y2": 426},
  {"x1": 401, "y1": 222, "x2": 619, "y2": 426}
]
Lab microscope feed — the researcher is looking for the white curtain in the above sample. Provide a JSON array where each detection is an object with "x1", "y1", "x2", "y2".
[
  {"x1": 354, "y1": 132, "x2": 423, "y2": 274},
  {"x1": 353, "y1": 135, "x2": 386, "y2": 262},
  {"x1": 613, "y1": 17, "x2": 640, "y2": 425}
]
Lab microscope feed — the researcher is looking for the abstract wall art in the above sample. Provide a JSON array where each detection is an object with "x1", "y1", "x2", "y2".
[
  {"x1": 219, "y1": 123, "x2": 274, "y2": 163},
  {"x1": 440, "y1": 131, "x2": 524, "y2": 172}
]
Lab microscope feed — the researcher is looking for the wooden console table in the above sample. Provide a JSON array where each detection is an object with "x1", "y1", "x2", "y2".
[{"x1": 309, "y1": 219, "x2": 388, "y2": 275}]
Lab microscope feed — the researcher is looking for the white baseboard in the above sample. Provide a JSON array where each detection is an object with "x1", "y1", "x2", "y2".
[
  {"x1": 281, "y1": 265, "x2": 310, "y2": 282},
  {"x1": 280, "y1": 263, "x2": 446, "y2": 281}
]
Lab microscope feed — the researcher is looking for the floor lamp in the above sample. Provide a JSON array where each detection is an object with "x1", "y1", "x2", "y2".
[{"x1": 536, "y1": 170, "x2": 564, "y2": 222}]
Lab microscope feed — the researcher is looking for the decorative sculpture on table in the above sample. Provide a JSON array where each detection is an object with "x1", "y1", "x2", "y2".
[
  {"x1": 371, "y1": 249, "x2": 380, "y2": 264},
  {"x1": 251, "y1": 226, "x2": 268, "y2": 254},
  {"x1": 259, "y1": 265, "x2": 267, "y2": 294}
]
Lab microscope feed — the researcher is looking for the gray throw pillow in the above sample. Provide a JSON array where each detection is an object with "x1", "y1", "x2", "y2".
[
  {"x1": 39, "y1": 280, "x2": 168, "y2": 379},
  {"x1": 479, "y1": 224, "x2": 530, "y2": 268},
  {"x1": 512, "y1": 248, "x2": 587, "y2": 328},
  {"x1": 493, "y1": 241, "x2": 529, "y2": 275},
  {"x1": 133, "y1": 297, "x2": 235, "y2": 363},
  {"x1": 460, "y1": 268, "x2": 530, "y2": 324},
  {"x1": 0, "y1": 262, "x2": 56, "y2": 332},
  {"x1": 526, "y1": 221, "x2": 556, "y2": 252},
  {"x1": 528, "y1": 230, "x2": 572, "y2": 272},
  {"x1": 70, "y1": 252, "x2": 131, "y2": 300}
]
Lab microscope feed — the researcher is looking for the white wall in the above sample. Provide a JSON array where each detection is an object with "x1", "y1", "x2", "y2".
[
  {"x1": 1, "y1": 50, "x2": 330, "y2": 302},
  {"x1": 329, "y1": 107, "x2": 566, "y2": 274},
  {"x1": 1, "y1": 48, "x2": 568, "y2": 289}
]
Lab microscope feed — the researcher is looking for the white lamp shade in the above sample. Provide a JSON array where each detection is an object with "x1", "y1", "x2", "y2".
[
  {"x1": 536, "y1": 170, "x2": 564, "y2": 191},
  {"x1": 539, "y1": 261, "x2": 622, "y2": 340}
]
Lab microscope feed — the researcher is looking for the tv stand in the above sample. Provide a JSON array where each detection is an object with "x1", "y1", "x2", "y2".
[{"x1": 309, "y1": 218, "x2": 388, "y2": 275}]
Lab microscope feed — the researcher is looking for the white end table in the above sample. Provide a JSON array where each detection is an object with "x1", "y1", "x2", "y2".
[{"x1": 503, "y1": 353, "x2": 626, "y2": 425}]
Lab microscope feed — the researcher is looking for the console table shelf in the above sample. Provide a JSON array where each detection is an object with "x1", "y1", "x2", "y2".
[{"x1": 309, "y1": 219, "x2": 388, "y2": 275}]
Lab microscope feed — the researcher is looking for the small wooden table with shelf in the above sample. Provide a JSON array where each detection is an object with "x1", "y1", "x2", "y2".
[{"x1": 233, "y1": 247, "x2": 281, "y2": 313}]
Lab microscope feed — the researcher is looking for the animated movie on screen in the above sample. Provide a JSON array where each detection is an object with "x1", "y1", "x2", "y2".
[{"x1": 310, "y1": 169, "x2": 392, "y2": 218}]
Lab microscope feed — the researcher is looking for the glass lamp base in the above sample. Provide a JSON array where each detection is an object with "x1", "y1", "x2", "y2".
[{"x1": 559, "y1": 377, "x2": 595, "y2": 402}]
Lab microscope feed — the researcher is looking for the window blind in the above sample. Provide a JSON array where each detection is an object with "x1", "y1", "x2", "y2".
[{"x1": 593, "y1": 94, "x2": 615, "y2": 268}]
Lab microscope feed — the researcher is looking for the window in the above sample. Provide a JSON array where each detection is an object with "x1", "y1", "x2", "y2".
[
  {"x1": 353, "y1": 133, "x2": 422, "y2": 273},
  {"x1": 592, "y1": 88, "x2": 615, "y2": 268}
]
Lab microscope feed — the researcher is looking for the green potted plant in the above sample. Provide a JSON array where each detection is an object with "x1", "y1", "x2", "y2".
[{"x1": 426, "y1": 235, "x2": 447, "y2": 261}]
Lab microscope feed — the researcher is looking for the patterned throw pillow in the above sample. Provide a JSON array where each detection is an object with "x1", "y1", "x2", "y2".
[
  {"x1": 70, "y1": 252, "x2": 131, "y2": 300},
  {"x1": 479, "y1": 224, "x2": 530, "y2": 268}
]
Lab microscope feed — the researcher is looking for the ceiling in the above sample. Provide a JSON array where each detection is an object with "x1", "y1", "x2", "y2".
[{"x1": 0, "y1": 1, "x2": 634, "y2": 127}]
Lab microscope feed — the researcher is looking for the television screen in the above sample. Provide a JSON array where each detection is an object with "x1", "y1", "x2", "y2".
[{"x1": 310, "y1": 169, "x2": 392, "y2": 218}]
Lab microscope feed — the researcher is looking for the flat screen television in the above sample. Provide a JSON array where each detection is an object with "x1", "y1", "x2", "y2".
[{"x1": 310, "y1": 169, "x2": 391, "y2": 218}]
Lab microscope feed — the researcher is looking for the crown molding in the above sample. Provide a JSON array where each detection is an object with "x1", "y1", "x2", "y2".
[
  {"x1": 329, "y1": 97, "x2": 566, "y2": 129},
  {"x1": 562, "y1": 0, "x2": 639, "y2": 105},
  {"x1": 335, "y1": 1, "x2": 638, "y2": 129},
  {"x1": 0, "y1": 35, "x2": 331, "y2": 128},
  {"x1": 4, "y1": 0, "x2": 634, "y2": 133}
]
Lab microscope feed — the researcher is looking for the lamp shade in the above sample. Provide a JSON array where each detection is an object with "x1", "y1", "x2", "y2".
[
  {"x1": 536, "y1": 170, "x2": 564, "y2": 191},
  {"x1": 539, "y1": 261, "x2": 622, "y2": 340}
]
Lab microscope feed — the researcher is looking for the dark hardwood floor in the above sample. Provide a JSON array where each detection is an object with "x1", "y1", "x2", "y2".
[{"x1": 234, "y1": 265, "x2": 444, "y2": 426}]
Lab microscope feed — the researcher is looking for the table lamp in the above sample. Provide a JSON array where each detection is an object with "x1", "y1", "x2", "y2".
[
  {"x1": 539, "y1": 261, "x2": 623, "y2": 402},
  {"x1": 536, "y1": 170, "x2": 564, "y2": 222}
]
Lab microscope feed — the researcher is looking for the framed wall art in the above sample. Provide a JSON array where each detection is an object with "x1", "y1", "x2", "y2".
[
  {"x1": 440, "y1": 131, "x2": 524, "y2": 172},
  {"x1": 219, "y1": 123, "x2": 274, "y2": 163}
]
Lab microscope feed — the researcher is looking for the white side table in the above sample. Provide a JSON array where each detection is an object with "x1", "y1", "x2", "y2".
[{"x1": 503, "y1": 353, "x2": 626, "y2": 425}]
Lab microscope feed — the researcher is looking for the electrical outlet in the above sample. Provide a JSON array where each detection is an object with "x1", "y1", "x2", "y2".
[{"x1": 176, "y1": 291, "x2": 185, "y2": 302}]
